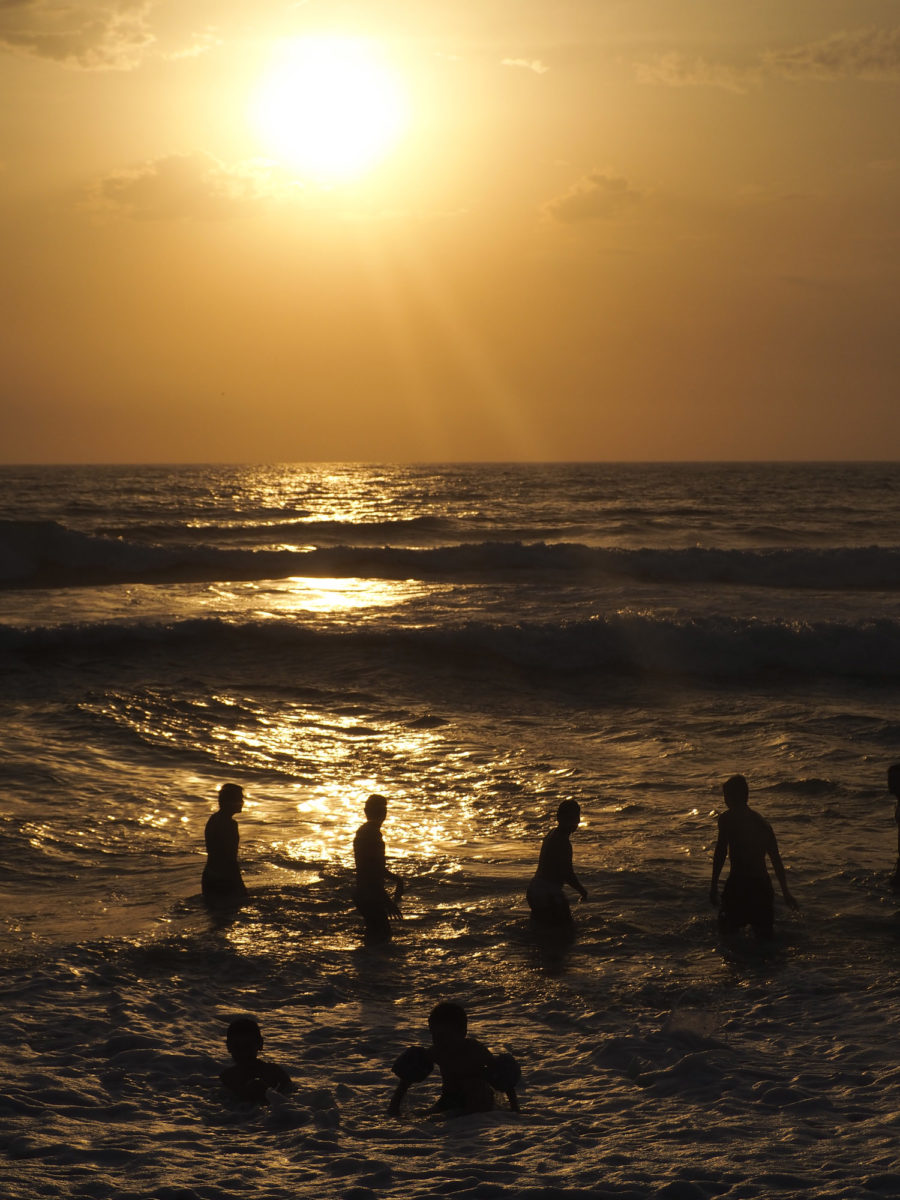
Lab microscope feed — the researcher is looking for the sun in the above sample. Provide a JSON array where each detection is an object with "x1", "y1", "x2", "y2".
[{"x1": 251, "y1": 36, "x2": 408, "y2": 182}]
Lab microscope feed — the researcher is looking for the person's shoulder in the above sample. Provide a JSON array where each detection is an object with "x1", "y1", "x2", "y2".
[
  {"x1": 748, "y1": 806, "x2": 773, "y2": 828},
  {"x1": 465, "y1": 1036, "x2": 493, "y2": 1062},
  {"x1": 748, "y1": 807, "x2": 777, "y2": 839}
]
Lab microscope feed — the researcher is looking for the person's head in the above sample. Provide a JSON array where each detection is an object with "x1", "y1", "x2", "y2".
[
  {"x1": 428, "y1": 1001, "x2": 468, "y2": 1048},
  {"x1": 722, "y1": 774, "x2": 750, "y2": 808},
  {"x1": 364, "y1": 793, "x2": 388, "y2": 825},
  {"x1": 888, "y1": 764, "x2": 900, "y2": 799},
  {"x1": 556, "y1": 799, "x2": 581, "y2": 833},
  {"x1": 218, "y1": 783, "x2": 244, "y2": 814},
  {"x1": 225, "y1": 1016, "x2": 262, "y2": 1063}
]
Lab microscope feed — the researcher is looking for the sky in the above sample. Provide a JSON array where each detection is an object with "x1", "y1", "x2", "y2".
[{"x1": 2, "y1": 0, "x2": 900, "y2": 463}]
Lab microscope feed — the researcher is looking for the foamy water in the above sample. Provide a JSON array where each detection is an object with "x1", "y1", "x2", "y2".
[{"x1": 2, "y1": 463, "x2": 899, "y2": 1199}]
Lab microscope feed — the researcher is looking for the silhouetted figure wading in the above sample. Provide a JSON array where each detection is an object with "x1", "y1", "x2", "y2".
[
  {"x1": 202, "y1": 782, "x2": 247, "y2": 900},
  {"x1": 353, "y1": 793, "x2": 404, "y2": 942},
  {"x1": 709, "y1": 774, "x2": 798, "y2": 940},
  {"x1": 526, "y1": 799, "x2": 588, "y2": 925}
]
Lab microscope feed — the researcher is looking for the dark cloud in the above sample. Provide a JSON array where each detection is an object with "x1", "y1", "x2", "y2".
[
  {"x1": 0, "y1": 0, "x2": 153, "y2": 70},
  {"x1": 94, "y1": 152, "x2": 275, "y2": 221},
  {"x1": 544, "y1": 171, "x2": 642, "y2": 224}
]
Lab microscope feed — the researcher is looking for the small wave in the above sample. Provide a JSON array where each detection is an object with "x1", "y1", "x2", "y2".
[
  {"x1": 6, "y1": 519, "x2": 900, "y2": 591},
  {"x1": 765, "y1": 778, "x2": 842, "y2": 796},
  {"x1": 97, "y1": 514, "x2": 458, "y2": 546}
]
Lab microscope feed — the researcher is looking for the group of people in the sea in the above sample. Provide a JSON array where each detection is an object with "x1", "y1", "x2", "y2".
[
  {"x1": 205, "y1": 766, "x2": 900, "y2": 1112},
  {"x1": 218, "y1": 1001, "x2": 521, "y2": 1117}
]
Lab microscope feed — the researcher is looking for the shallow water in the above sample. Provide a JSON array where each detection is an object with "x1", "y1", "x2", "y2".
[{"x1": 2, "y1": 463, "x2": 899, "y2": 1199}]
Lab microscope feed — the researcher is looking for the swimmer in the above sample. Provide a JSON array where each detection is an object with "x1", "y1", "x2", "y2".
[
  {"x1": 353, "y1": 793, "x2": 404, "y2": 942},
  {"x1": 526, "y1": 799, "x2": 588, "y2": 924},
  {"x1": 709, "y1": 774, "x2": 798, "y2": 940},
  {"x1": 202, "y1": 783, "x2": 247, "y2": 899},
  {"x1": 388, "y1": 1002, "x2": 519, "y2": 1117},
  {"x1": 220, "y1": 1016, "x2": 291, "y2": 1104}
]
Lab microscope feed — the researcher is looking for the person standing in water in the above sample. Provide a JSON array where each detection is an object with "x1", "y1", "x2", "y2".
[
  {"x1": 353, "y1": 793, "x2": 404, "y2": 942},
  {"x1": 887, "y1": 763, "x2": 900, "y2": 888},
  {"x1": 202, "y1": 783, "x2": 247, "y2": 899},
  {"x1": 526, "y1": 799, "x2": 588, "y2": 924},
  {"x1": 709, "y1": 774, "x2": 798, "y2": 939}
]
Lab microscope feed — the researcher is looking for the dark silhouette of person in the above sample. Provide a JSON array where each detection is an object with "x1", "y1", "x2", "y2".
[
  {"x1": 353, "y1": 793, "x2": 403, "y2": 942},
  {"x1": 710, "y1": 774, "x2": 798, "y2": 939},
  {"x1": 526, "y1": 799, "x2": 588, "y2": 924},
  {"x1": 888, "y1": 763, "x2": 900, "y2": 888},
  {"x1": 388, "y1": 1002, "x2": 520, "y2": 1116},
  {"x1": 220, "y1": 1017, "x2": 291, "y2": 1103},
  {"x1": 202, "y1": 783, "x2": 247, "y2": 899}
]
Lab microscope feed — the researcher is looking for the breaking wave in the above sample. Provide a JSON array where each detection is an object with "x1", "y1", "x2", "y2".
[
  {"x1": 4, "y1": 519, "x2": 900, "y2": 591},
  {"x1": 4, "y1": 611, "x2": 900, "y2": 682}
]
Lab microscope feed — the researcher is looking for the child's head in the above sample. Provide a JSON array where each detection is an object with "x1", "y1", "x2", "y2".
[
  {"x1": 722, "y1": 774, "x2": 750, "y2": 808},
  {"x1": 225, "y1": 1016, "x2": 263, "y2": 1063},
  {"x1": 888, "y1": 764, "x2": 900, "y2": 798},
  {"x1": 218, "y1": 783, "x2": 244, "y2": 814},
  {"x1": 556, "y1": 799, "x2": 581, "y2": 832},
  {"x1": 364, "y1": 793, "x2": 388, "y2": 824},
  {"x1": 428, "y1": 1001, "x2": 467, "y2": 1046}
]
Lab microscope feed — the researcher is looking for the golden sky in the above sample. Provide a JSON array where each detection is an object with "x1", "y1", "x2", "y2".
[{"x1": 2, "y1": 1, "x2": 899, "y2": 462}]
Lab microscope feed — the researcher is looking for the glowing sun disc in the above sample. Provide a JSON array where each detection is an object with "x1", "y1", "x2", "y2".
[{"x1": 252, "y1": 36, "x2": 407, "y2": 180}]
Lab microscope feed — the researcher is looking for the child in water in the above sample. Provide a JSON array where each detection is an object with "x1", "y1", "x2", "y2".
[
  {"x1": 220, "y1": 1017, "x2": 291, "y2": 1104},
  {"x1": 526, "y1": 799, "x2": 588, "y2": 924},
  {"x1": 388, "y1": 1002, "x2": 519, "y2": 1117}
]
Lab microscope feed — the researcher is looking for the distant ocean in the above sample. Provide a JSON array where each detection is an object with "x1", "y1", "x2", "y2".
[{"x1": 2, "y1": 462, "x2": 899, "y2": 1200}]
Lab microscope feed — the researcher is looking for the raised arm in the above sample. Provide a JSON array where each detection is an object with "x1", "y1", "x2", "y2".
[{"x1": 388, "y1": 1079, "x2": 410, "y2": 1116}]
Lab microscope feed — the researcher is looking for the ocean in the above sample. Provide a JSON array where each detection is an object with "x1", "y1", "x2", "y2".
[{"x1": 1, "y1": 461, "x2": 899, "y2": 1200}]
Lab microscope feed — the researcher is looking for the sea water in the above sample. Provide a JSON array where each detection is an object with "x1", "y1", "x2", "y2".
[{"x1": 1, "y1": 462, "x2": 899, "y2": 1200}]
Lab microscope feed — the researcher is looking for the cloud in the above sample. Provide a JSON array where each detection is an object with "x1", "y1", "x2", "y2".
[
  {"x1": 544, "y1": 171, "x2": 642, "y2": 224},
  {"x1": 93, "y1": 152, "x2": 281, "y2": 221},
  {"x1": 634, "y1": 51, "x2": 757, "y2": 93},
  {"x1": 636, "y1": 26, "x2": 900, "y2": 91},
  {"x1": 0, "y1": 0, "x2": 154, "y2": 70},
  {"x1": 162, "y1": 28, "x2": 221, "y2": 62},
  {"x1": 764, "y1": 26, "x2": 900, "y2": 82},
  {"x1": 502, "y1": 57, "x2": 549, "y2": 75}
]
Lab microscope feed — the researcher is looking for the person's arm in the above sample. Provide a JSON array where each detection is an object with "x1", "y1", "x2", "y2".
[
  {"x1": 768, "y1": 838, "x2": 798, "y2": 909},
  {"x1": 385, "y1": 866, "x2": 404, "y2": 894},
  {"x1": 271, "y1": 1065, "x2": 292, "y2": 1094},
  {"x1": 710, "y1": 821, "x2": 727, "y2": 906},
  {"x1": 565, "y1": 863, "x2": 588, "y2": 901},
  {"x1": 388, "y1": 1080, "x2": 410, "y2": 1115},
  {"x1": 561, "y1": 837, "x2": 588, "y2": 900}
]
